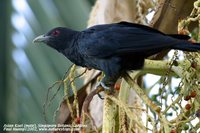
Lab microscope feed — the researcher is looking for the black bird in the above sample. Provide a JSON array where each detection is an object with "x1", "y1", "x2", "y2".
[{"x1": 33, "y1": 22, "x2": 200, "y2": 89}]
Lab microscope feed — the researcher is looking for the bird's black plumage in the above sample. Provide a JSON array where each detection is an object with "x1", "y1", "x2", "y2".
[{"x1": 33, "y1": 22, "x2": 200, "y2": 87}]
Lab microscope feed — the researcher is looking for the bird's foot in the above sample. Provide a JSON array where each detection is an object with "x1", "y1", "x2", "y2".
[
  {"x1": 95, "y1": 82, "x2": 114, "y2": 95},
  {"x1": 97, "y1": 93, "x2": 104, "y2": 100},
  {"x1": 95, "y1": 81, "x2": 110, "y2": 90}
]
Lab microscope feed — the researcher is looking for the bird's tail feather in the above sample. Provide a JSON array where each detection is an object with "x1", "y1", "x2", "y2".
[
  {"x1": 168, "y1": 34, "x2": 191, "y2": 40},
  {"x1": 173, "y1": 41, "x2": 200, "y2": 52},
  {"x1": 168, "y1": 34, "x2": 200, "y2": 52}
]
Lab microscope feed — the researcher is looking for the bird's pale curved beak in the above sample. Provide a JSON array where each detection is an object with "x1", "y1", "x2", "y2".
[{"x1": 32, "y1": 35, "x2": 50, "y2": 44}]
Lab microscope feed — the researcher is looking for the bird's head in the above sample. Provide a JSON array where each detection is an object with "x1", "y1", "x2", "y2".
[{"x1": 33, "y1": 27, "x2": 77, "y2": 51}]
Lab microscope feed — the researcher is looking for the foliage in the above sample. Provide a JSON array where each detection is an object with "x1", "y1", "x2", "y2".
[{"x1": 4, "y1": 0, "x2": 92, "y2": 124}]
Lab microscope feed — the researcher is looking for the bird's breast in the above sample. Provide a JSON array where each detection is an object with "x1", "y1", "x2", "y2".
[{"x1": 60, "y1": 48, "x2": 86, "y2": 67}]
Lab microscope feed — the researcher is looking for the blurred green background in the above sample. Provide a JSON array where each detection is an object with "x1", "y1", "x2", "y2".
[{"x1": 0, "y1": 0, "x2": 94, "y2": 128}]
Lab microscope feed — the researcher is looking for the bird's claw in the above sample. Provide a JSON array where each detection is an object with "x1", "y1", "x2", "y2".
[
  {"x1": 95, "y1": 81, "x2": 114, "y2": 96},
  {"x1": 100, "y1": 82, "x2": 111, "y2": 90},
  {"x1": 97, "y1": 93, "x2": 104, "y2": 100},
  {"x1": 95, "y1": 82, "x2": 110, "y2": 90}
]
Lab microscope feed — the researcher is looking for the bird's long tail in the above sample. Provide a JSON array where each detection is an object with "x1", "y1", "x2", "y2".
[
  {"x1": 168, "y1": 34, "x2": 191, "y2": 40},
  {"x1": 168, "y1": 34, "x2": 200, "y2": 52},
  {"x1": 173, "y1": 42, "x2": 200, "y2": 52}
]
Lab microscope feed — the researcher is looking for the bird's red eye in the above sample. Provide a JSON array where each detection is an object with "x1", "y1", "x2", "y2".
[{"x1": 51, "y1": 30, "x2": 60, "y2": 36}]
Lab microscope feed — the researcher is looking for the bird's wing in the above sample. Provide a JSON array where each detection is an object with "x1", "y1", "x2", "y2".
[{"x1": 78, "y1": 22, "x2": 180, "y2": 58}]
